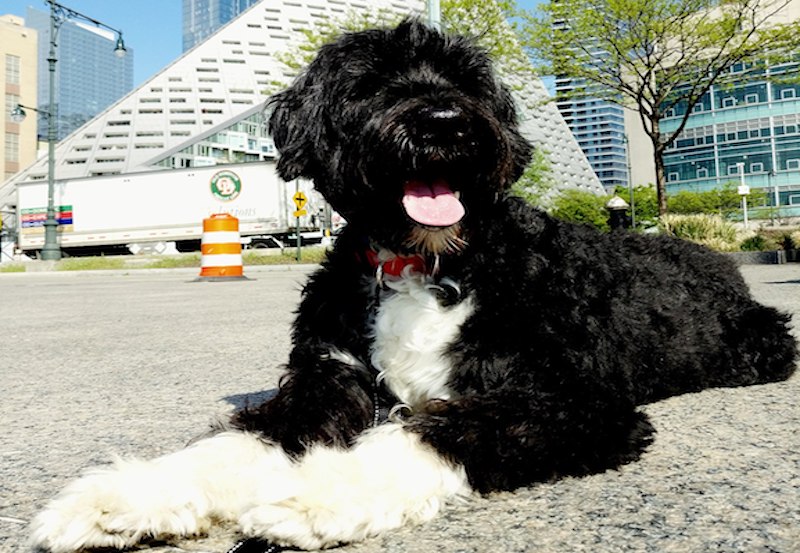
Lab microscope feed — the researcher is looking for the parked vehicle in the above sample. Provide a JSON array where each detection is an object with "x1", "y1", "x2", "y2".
[{"x1": 15, "y1": 162, "x2": 331, "y2": 257}]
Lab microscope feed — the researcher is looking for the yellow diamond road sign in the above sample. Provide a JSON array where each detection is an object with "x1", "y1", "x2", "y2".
[{"x1": 293, "y1": 191, "x2": 308, "y2": 210}]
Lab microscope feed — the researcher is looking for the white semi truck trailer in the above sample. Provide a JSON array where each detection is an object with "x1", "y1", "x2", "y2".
[{"x1": 14, "y1": 162, "x2": 335, "y2": 257}]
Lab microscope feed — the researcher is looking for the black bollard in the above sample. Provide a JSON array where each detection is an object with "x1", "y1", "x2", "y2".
[{"x1": 605, "y1": 195, "x2": 631, "y2": 230}]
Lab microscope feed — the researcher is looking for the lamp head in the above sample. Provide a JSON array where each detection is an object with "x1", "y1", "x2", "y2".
[
  {"x1": 10, "y1": 104, "x2": 26, "y2": 123},
  {"x1": 114, "y1": 34, "x2": 126, "y2": 58}
]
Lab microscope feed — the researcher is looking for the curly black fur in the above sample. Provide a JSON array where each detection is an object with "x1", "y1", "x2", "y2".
[{"x1": 232, "y1": 19, "x2": 797, "y2": 494}]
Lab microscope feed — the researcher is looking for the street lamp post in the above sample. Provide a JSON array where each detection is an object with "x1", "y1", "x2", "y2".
[
  {"x1": 737, "y1": 161, "x2": 750, "y2": 230},
  {"x1": 10, "y1": 0, "x2": 126, "y2": 261},
  {"x1": 427, "y1": 0, "x2": 441, "y2": 30},
  {"x1": 623, "y1": 134, "x2": 636, "y2": 230}
]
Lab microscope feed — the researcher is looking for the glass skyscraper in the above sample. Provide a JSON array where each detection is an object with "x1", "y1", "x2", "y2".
[
  {"x1": 182, "y1": 0, "x2": 262, "y2": 52},
  {"x1": 25, "y1": 7, "x2": 134, "y2": 142},
  {"x1": 555, "y1": 79, "x2": 629, "y2": 192},
  {"x1": 661, "y1": 60, "x2": 800, "y2": 216}
]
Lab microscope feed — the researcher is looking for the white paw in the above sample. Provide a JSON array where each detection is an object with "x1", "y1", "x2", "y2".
[
  {"x1": 239, "y1": 494, "x2": 445, "y2": 550},
  {"x1": 238, "y1": 424, "x2": 470, "y2": 550},
  {"x1": 238, "y1": 501, "x2": 365, "y2": 550},
  {"x1": 30, "y1": 460, "x2": 210, "y2": 553}
]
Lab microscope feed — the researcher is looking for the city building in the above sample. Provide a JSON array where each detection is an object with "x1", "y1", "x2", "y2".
[
  {"x1": 183, "y1": 0, "x2": 261, "y2": 52},
  {"x1": 661, "y1": 59, "x2": 800, "y2": 216},
  {"x1": 0, "y1": 0, "x2": 602, "y2": 210},
  {"x1": 1, "y1": 14, "x2": 37, "y2": 183},
  {"x1": 555, "y1": 79, "x2": 629, "y2": 192},
  {"x1": 24, "y1": 6, "x2": 133, "y2": 142}
]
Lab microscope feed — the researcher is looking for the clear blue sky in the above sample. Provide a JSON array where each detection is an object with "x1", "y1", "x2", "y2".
[
  {"x1": 2, "y1": 1, "x2": 543, "y2": 88},
  {"x1": 3, "y1": 0, "x2": 183, "y2": 87}
]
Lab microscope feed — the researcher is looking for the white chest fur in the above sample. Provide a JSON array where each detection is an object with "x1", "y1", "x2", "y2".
[{"x1": 369, "y1": 275, "x2": 475, "y2": 407}]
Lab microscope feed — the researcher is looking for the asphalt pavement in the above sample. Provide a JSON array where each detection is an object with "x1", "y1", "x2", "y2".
[{"x1": 0, "y1": 263, "x2": 798, "y2": 553}]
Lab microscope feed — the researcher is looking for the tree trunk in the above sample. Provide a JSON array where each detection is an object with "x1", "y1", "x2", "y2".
[{"x1": 649, "y1": 118, "x2": 668, "y2": 216}]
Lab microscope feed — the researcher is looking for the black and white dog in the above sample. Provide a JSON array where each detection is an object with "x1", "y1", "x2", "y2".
[{"x1": 32, "y1": 20, "x2": 797, "y2": 552}]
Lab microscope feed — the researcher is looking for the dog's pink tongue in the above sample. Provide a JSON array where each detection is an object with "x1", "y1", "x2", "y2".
[{"x1": 402, "y1": 180, "x2": 465, "y2": 227}]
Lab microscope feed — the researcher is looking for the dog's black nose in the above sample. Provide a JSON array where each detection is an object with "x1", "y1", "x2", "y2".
[{"x1": 416, "y1": 106, "x2": 469, "y2": 143}]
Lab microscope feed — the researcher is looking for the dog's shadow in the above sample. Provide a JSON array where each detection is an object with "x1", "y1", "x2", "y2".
[{"x1": 222, "y1": 389, "x2": 279, "y2": 410}]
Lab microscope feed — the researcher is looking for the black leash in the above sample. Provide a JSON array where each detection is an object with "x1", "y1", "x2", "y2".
[{"x1": 224, "y1": 538, "x2": 288, "y2": 553}]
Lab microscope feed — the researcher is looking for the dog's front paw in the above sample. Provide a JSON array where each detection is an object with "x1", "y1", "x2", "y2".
[
  {"x1": 238, "y1": 425, "x2": 468, "y2": 550},
  {"x1": 239, "y1": 501, "x2": 366, "y2": 550},
  {"x1": 30, "y1": 460, "x2": 209, "y2": 553},
  {"x1": 239, "y1": 491, "x2": 448, "y2": 550}
]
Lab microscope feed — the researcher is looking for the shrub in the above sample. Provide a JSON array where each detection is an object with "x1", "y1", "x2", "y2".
[
  {"x1": 739, "y1": 234, "x2": 770, "y2": 252},
  {"x1": 790, "y1": 230, "x2": 800, "y2": 249},
  {"x1": 667, "y1": 183, "x2": 768, "y2": 218},
  {"x1": 658, "y1": 213, "x2": 740, "y2": 252},
  {"x1": 611, "y1": 184, "x2": 659, "y2": 229},
  {"x1": 550, "y1": 189, "x2": 610, "y2": 231},
  {"x1": 738, "y1": 228, "x2": 800, "y2": 251}
]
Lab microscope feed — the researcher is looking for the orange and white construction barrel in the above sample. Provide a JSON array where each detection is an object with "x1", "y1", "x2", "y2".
[{"x1": 196, "y1": 213, "x2": 248, "y2": 281}]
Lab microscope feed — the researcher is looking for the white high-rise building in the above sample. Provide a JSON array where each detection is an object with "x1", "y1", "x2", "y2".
[{"x1": 1, "y1": 0, "x2": 602, "y2": 207}]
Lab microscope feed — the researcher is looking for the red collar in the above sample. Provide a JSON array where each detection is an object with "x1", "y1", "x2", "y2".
[{"x1": 364, "y1": 249, "x2": 428, "y2": 277}]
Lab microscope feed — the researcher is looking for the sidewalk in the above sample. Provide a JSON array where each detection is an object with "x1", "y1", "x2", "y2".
[{"x1": 0, "y1": 264, "x2": 797, "y2": 553}]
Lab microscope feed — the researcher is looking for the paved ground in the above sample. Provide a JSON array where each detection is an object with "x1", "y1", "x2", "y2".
[{"x1": 0, "y1": 263, "x2": 798, "y2": 553}]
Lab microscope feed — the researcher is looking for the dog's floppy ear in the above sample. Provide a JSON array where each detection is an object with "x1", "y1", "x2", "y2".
[{"x1": 268, "y1": 77, "x2": 322, "y2": 182}]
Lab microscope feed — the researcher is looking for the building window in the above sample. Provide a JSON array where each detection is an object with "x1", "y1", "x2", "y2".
[
  {"x1": 745, "y1": 93, "x2": 759, "y2": 104},
  {"x1": 5, "y1": 93, "x2": 20, "y2": 121},
  {"x1": 722, "y1": 97, "x2": 737, "y2": 108},
  {"x1": 4, "y1": 133, "x2": 19, "y2": 162},
  {"x1": 786, "y1": 159, "x2": 800, "y2": 170},
  {"x1": 697, "y1": 167, "x2": 709, "y2": 178},
  {"x1": 5, "y1": 54, "x2": 20, "y2": 85},
  {"x1": 668, "y1": 172, "x2": 680, "y2": 182},
  {"x1": 728, "y1": 165, "x2": 743, "y2": 175},
  {"x1": 781, "y1": 88, "x2": 796, "y2": 100},
  {"x1": 789, "y1": 194, "x2": 800, "y2": 205},
  {"x1": 751, "y1": 162, "x2": 764, "y2": 172}
]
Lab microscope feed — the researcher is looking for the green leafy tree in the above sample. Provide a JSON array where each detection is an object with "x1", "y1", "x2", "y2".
[
  {"x1": 511, "y1": 148, "x2": 554, "y2": 207},
  {"x1": 613, "y1": 184, "x2": 659, "y2": 228},
  {"x1": 276, "y1": 1, "x2": 527, "y2": 78},
  {"x1": 668, "y1": 183, "x2": 768, "y2": 217},
  {"x1": 523, "y1": 0, "x2": 800, "y2": 215},
  {"x1": 550, "y1": 188, "x2": 611, "y2": 230}
]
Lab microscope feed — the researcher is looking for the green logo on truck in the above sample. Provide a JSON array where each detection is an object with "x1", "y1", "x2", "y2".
[{"x1": 210, "y1": 170, "x2": 241, "y2": 201}]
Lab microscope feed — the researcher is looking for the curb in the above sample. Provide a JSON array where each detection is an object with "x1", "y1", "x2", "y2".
[
  {"x1": 725, "y1": 251, "x2": 787, "y2": 265},
  {"x1": 0, "y1": 263, "x2": 320, "y2": 278}
]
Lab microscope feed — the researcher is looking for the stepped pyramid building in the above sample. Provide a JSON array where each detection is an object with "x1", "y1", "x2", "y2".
[{"x1": 1, "y1": 0, "x2": 601, "y2": 209}]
